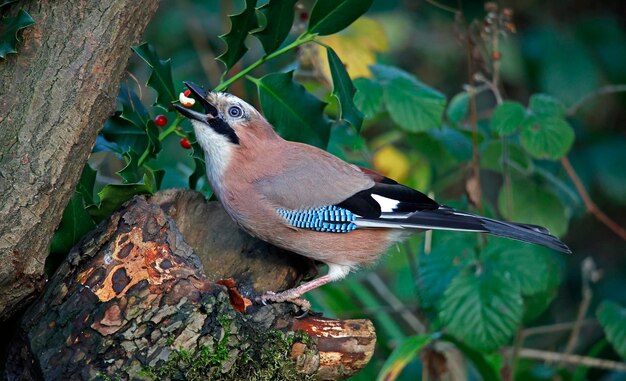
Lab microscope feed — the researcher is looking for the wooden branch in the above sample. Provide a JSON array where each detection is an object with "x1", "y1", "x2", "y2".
[
  {"x1": 561, "y1": 156, "x2": 626, "y2": 241},
  {"x1": 5, "y1": 191, "x2": 376, "y2": 380},
  {"x1": 504, "y1": 348, "x2": 626, "y2": 372},
  {"x1": 0, "y1": 0, "x2": 159, "y2": 321}
]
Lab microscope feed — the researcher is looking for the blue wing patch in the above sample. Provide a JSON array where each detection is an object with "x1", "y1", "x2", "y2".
[{"x1": 277, "y1": 205, "x2": 357, "y2": 233}]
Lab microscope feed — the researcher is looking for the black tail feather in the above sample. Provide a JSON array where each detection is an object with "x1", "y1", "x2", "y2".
[
  {"x1": 479, "y1": 217, "x2": 571, "y2": 254},
  {"x1": 355, "y1": 207, "x2": 572, "y2": 254}
]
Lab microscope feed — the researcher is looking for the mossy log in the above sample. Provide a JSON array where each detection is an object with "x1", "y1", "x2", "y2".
[{"x1": 6, "y1": 190, "x2": 376, "y2": 380}]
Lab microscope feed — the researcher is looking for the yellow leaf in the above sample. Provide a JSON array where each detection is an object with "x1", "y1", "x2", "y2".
[
  {"x1": 372, "y1": 146, "x2": 410, "y2": 183},
  {"x1": 301, "y1": 17, "x2": 389, "y2": 81}
]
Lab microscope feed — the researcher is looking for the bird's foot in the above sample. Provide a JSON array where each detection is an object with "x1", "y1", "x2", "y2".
[{"x1": 257, "y1": 290, "x2": 311, "y2": 313}]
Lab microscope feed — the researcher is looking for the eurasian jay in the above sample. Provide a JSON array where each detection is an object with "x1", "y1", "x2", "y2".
[{"x1": 173, "y1": 81, "x2": 571, "y2": 309}]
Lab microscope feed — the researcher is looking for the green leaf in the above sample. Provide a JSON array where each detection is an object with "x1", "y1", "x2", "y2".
[
  {"x1": 439, "y1": 334, "x2": 502, "y2": 381},
  {"x1": 370, "y1": 64, "x2": 425, "y2": 86},
  {"x1": 520, "y1": 95, "x2": 575, "y2": 160},
  {"x1": 113, "y1": 85, "x2": 161, "y2": 162},
  {"x1": 483, "y1": 240, "x2": 552, "y2": 295},
  {"x1": 118, "y1": 151, "x2": 143, "y2": 183},
  {"x1": 251, "y1": 71, "x2": 331, "y2": 148},
  {"x1": 131, "y1": 43, "x2": 176, "y2": 111},
  {"x1": 253, "y1": 0, "x2": 297, "y2": 54},
  {"x1": 520, "y1": 116, "x2": 575, "y2": 160},
  {"x1": 479, "y1": 141, "x2": 533, "y2": 173},
  {"x1": 597, "y1": 301, "x2": 626, "y2": 360},
  {"x1": 447, "y1": 92, "x2": 469, "y2": 126},
  {"x1": 384, "y1": 77, "x2": 446, "y2": 132},
  {"x1": 497, "y1": 178, "x2": 569, "y2": 237},
  {"x1": 528, "y1": 94, "x2": 566, "y2": 118},
  {"x1": 327, "y1": 47, "x2": 363, "y2": 130},
  {"x1": 0, "y1": 9, "x2": 34, "y2": 59},
  {"x1": 76, "y1": 164, "x2": 98, "y2": 206},
  {"x1": 327, "y1": 121, "x2": 368, "y2": 163},
  {"x1": 189, "y1": 157, "x2": 206, "y2": 190},
  {"x1": 491, "y1": 101, "x2": 526, "y2": 136},
  {"x1": 88, "y1": 174, "x2": 155, "y2": 222},
  {"x1": 50, "y1": 192, "x2": 96, "y2": 255},
  {"x1": 353, "y1": 78, "x2": 383, "y2": 119},
  {"x1": 308, "y1": 0, "x2": 374, "y2": 36},
  {"x1": 417, "y1": 235, "x2": 476, "y2": 310},
  {"x1": 118, "y1": 85, "x2": 150, "y2": 129},
  {"x1": 425, "y1": 126, "x2": 473, "y2": 162},
  {"x1": 376, "y1": 334, "x2": 433, "y2": 381},
  {"x1": 440, "y1": 267, "x2": 523, "y2": 352},
  {"x1": 101, "y1": 115, "x2": 148, "y2": 155},
  {"x1": 217, "y1": 0, "x2": 259, "y2": 72}
]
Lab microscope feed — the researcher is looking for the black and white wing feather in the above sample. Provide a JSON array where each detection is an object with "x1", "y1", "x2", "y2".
[{"x1": 336, "y1": 174, "x2": 571, "y2": 254}]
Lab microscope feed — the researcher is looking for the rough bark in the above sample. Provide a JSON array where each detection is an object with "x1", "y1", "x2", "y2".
[
  {"x1": 6, "y1": 191, "x2": 376, "y2": 380},
  {"x1": 0, "y1": 0, "x2": 159, "y2": 320}
]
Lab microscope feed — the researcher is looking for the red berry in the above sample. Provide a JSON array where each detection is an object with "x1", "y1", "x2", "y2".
[
  {"x1": 180, "y1": 138, "x2": 192, "y2": 149},
  {"x1": 299, "y1": 11, "x2": 309, "y2": 21},
  {"x1": 184, "y1": 89, "x2": 191, "y2": 97},
  {"x1": 155, "y1": 114, "x2": 168, "y2": 127}
]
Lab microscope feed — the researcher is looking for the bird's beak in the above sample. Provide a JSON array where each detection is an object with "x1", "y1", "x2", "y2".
[{"x1": 173, "y1": 81, "x2": 219, "y2": 122}]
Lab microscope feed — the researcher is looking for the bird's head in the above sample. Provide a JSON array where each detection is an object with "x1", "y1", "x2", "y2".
[{"x1": 173, "y1": 81, "x2": 276, "y2": 153}]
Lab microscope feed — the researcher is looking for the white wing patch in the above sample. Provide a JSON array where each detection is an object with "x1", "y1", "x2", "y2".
[{"x1": 371, "y1": 194, "x2": 399, "y2": 213}]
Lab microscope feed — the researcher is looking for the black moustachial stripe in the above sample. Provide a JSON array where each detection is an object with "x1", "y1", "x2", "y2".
[{"x1": 208, "y1": 117, "x2": 239, "y2": 145}]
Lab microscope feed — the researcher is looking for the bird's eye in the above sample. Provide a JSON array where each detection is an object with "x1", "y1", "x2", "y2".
[{"x1": 228, "y1": 106, "x2": 243, "y2": 118}]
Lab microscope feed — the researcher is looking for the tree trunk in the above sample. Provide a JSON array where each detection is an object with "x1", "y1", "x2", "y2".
[
  {"x1": 6, "y1": 191, "x2": 376, "y2": 380},
  {"x1": 0, "y1": 0, "x2": 159, "y2": 320}
]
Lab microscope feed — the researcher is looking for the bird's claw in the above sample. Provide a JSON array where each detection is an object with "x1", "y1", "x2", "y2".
[{"x1": 256, "y1": 291, "x2": 311, "y2": 314}]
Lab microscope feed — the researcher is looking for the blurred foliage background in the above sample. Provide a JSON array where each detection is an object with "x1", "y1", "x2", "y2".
[{"x1": 47, "y1": 0, "x2": 626, "y2": 379}]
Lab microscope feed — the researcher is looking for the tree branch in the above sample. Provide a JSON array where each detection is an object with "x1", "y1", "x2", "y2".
[{"x1": 561, "y1": 156, "x2": 626, "y2": 241}]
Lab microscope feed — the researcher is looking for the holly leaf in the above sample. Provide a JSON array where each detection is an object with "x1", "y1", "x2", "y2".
[
  {"x1": 88, "y1": 174, "x2": 155, "y2": 222},
  {"x1": 0, "y1": 9, "x2": 35, "y2": 59},
  {"x1": 491, "y1": 101, "x2": 526, "y2": 136},
  {"x1": 217, "y1": 0, "x2": 259, "y2": 72},
  {"x1": 327, "y1": 47, "x2": 363, "y2": 130},
  {"x1": 353, "y1": 78, "x2": 383, "y2": 119},
  {"x1": 440, "y1": 267, "x2": 523, "y2": 352},
  {"x1": 131, "y1": 43, "x2": 177, "y2": 111},
  {"x1": 597, "y1": 301, "x2": 626, "y2": 360},
  {"x1": 118, "y1": 151, "x2": 143, "y2": 184},
  {"x1": 50, "y1": 192, "x2": 96, "y2": 255},
  {"x1": 308, "y1": 0, "x2": 374, "y2": 36},
  {"x1": 189, "y1": 156, "x2": 206, "y2": 190},
  {"x1": 76, "y1": 164, "x2": 98, "y2": 206},
  {"x1": 384, "y1": 77, "x2": 446, "y2": 132},
  {"x1": 251, "y1": 71, "x2": 331, "y2": 148},
  {"x1": 118, "y1": 85, "x2": 150, "y2": 129},
  {"x1": 376, "y1": 334, "x2": 433, "y2": 381},
  {"x1": 253, "y1": 0, "x2": 297, "y2": 54},
  {"x1": 114, "y1": 85, "x2": 161, "y2": 162}
]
